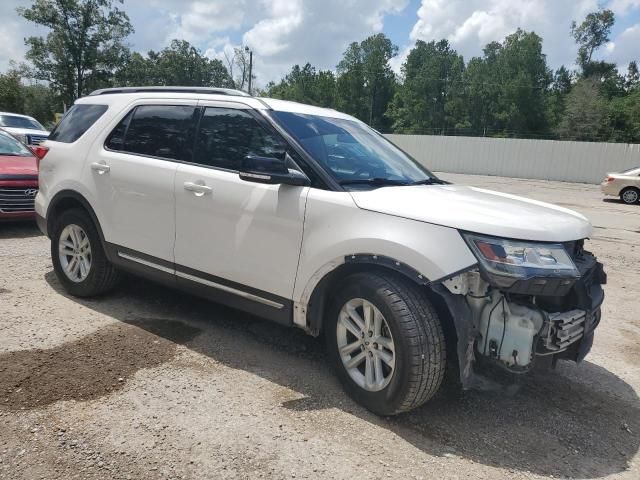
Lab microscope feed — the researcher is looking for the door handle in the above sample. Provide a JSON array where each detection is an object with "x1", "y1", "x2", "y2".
[
  {"x1": 184, "y1": 181, "x2": 212, "y2": 196},
  {"x1": 91, "y1": 162, "x2": 110, "y2": 174}
]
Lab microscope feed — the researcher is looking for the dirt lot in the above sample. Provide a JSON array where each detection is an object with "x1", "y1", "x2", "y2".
[{"x1": 1, "y1": 173, "x2": 639, "y2": 480}]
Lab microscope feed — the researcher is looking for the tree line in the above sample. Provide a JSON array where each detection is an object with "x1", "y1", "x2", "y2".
[{"x1": 0, "y1": 0, "x2": 638, "y2": 142}]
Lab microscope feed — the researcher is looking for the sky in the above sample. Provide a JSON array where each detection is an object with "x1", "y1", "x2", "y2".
[{"x1": 1, "y1": 0, "x2": 640, "y2": 87}]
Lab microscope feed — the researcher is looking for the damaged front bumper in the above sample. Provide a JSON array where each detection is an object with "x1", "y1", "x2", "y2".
[{"x1": 434, "y1": 242, "x2": 606, "y2": 390}]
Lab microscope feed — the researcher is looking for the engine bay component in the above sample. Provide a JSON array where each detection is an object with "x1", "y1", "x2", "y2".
[
  {"x1": 476, "y1": 291, "x2": 544, "y2": 369},
  {"x1": 541, "y1": 309, "x2": 587, "y2": 351}
]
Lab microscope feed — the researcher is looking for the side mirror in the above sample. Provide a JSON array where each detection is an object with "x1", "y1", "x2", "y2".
[{"x1": 239, "y1": 155, "x2": 310, "y2": 187}]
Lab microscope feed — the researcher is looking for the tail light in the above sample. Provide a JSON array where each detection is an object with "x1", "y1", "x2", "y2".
[
  {"x1": 606, "y1": 176, "x2": 615, "y2": 183},
  {"x1": 30, "y1": 145, "x2": 49, "y2": 170}
]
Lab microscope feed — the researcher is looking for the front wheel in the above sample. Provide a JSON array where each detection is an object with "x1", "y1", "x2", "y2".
[
  {"x1": 51, "y1": 208, "x2": 120, "y2": 297},
  {"x1": 326, "y1": 272, "x2": 447, "y2": 415}
]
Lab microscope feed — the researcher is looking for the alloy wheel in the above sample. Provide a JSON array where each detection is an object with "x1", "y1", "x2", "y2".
[
  {"x1": 336, "y1": 298, "x2": 396, "y2": 392},
  {"x1": 58, "y1": 224, "x2": 92, "y2": 283}
]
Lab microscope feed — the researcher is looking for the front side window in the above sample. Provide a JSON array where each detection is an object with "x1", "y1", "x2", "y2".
[
  {"x1": 118, "y1": 105, "x2": 197, "y2": 161},
  {"x1": 270, "y1": 111, "x2": 440, "y2": 189},
  {"x1": 193, "y1": 107, "x2": 287, "y2": 170},
  {"x1": 0, "y1": 115, "x2": 44, "y2": 130},
  {"x1": 48, "y1": 104, "x2": 108, "y2": 143}
]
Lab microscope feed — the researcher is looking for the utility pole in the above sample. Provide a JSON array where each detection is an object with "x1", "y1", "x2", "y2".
[{"x1": 245, "y1": 46, "x2": 253, "y2": 95}]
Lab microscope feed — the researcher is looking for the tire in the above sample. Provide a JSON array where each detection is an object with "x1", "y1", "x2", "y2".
[
  {"x1": 620, "y1": 187, "x2": 639, "y2": 204},
  {"x1": 51, "y1": 208, "x2": 120, "y2": 297},
  {"x1": 325, "y1": 271, "x2": 446, "y2": 415}
]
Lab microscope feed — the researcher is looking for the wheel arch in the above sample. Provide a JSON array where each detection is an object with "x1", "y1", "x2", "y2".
[
  {"x1": 46, "y1": 190, "x2": 107, "y2": 247},
  {"x1": 300, "y1": 254, "x2": 456, "y2": 345}
]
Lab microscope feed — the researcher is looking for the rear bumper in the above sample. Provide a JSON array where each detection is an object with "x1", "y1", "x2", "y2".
[{"x1": 600, "y1": 182, "x2": 619, "y2": 196}]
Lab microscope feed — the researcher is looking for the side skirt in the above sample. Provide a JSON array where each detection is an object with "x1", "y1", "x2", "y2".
[{"x1": 105, "y1": 243, "x2": 293, "y2": 326}]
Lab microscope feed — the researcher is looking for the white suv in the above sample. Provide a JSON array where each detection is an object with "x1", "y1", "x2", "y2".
[{"x1": 35, "y1": 87, "x2": 606, "y2": 415}]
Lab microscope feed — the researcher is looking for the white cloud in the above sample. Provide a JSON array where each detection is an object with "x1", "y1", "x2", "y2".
[
  {"x1": 609, "y1": 0, "x2": 640, "y2": 14},
  {"x1": 603, "y1": 23, "x2": 640, "y2": 68},
  {"x1": 2, "y1": 0, "x2": 639, "y2": 86},
  {"x1": 409, "y1": 0, "x2": 602, "y2": 69},
  {"x1": 142, "y1": 0, "x2": 408, "y2": 85}
]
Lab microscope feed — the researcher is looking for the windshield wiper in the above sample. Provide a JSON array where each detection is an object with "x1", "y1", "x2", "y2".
[
  {"x1": 339, "y1": 178, "x2": 409, "y2": 187},
  {"x1": 410, "y1": 178, "x2": 449, "y2": 186}
]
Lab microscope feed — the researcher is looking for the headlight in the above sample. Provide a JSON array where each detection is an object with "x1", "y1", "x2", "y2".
[{"x1": 462, "y1": 233, "x2": 579, "y2": 287}]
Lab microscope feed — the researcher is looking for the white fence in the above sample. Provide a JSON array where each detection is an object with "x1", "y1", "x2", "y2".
[{"x1": 384, "y1": 134, "x2": 640, "y2": 184}]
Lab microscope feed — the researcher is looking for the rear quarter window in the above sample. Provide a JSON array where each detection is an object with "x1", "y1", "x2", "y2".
[{"x1": 48, "y1": 104, "x2": 108, "y2": 143}]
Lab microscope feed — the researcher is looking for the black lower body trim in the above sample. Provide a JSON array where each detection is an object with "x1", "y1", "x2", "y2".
[{"x1": 105, "y1": 242, "x2": 293, "y2": 326}]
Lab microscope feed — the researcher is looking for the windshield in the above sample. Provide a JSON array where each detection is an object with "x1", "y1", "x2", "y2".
[
  {"x1": 0, "y1": 131, "x2": 32, "y2": 156},
  {"x1": 0, "y1": 115, "x2": 44, "y2": 130},
  {"x1": 270, "y1": 111, "x2": 439, "y2": 189}
]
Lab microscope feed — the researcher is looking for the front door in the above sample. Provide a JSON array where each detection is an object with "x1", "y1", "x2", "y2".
[{"x1": 173, "y1": 104, "x2": 309, "y2": 321}]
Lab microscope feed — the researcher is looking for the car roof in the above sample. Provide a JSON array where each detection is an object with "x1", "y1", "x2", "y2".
[
  {"x1": 78, "y1": 87, "x2": 358, "y2": 121},
  {"x1": 0, "y1": 111, "x2": 38, "y2": 121}
]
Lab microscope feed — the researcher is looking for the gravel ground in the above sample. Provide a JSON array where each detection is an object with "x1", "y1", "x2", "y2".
[{"x1": 1, "y1": 173, "x2": 639, "y2": 480}]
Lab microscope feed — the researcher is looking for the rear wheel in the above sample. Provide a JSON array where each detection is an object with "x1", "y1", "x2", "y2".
[
  {"x1": 325, "y1": 272, "x2": 446, "y2": 415},
  {"x1": 620, "y1": 187, "x2": 639, "y2": 204},
  {"x1": 51, "y1": 208, "x2": 119, "y2": 297}
]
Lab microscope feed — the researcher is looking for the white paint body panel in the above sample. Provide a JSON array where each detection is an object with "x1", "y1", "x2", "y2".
[
  {"x1": 292, "y1": 190, "x2": 477, "y2": 304},
  {"x1": 174, "y1": 165, "x2": 308, "y2": 299},
  {"x1": 349, "y1": 184, "x2": 593, "y2": 242}
]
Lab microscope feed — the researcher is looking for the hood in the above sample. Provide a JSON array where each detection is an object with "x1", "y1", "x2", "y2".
[
  {"x1": 1, "y1": 126, "x2": 50, "y2": 137},
  {"x1": 349, "y1": 184, "x2": 592, "y2": 242},
  {"x1": 0, "y1": 155, "x2": 38, "y2": 177}
]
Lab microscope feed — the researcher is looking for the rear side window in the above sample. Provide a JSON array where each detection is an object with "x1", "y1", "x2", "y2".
[
  {"x1": 107, "y1": 105, "x2": 197, "y2": 161},
  {"x1": 193, "y1": 107, "x2": 287, "y2": 170},
  {"x1": 49, "y1": 104, "x2": 108, "y2": 143}
]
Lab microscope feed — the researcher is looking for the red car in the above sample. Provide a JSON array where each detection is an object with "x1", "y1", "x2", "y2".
[{"x1": 0, "y1": 129, "x2": 39, "y2": 221}]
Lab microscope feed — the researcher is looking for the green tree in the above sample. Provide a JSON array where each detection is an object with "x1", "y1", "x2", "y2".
[
  {"x1": 462, "y1": 44, "x2": 501, "y2": 135},
  {"x1": 460, "y1": 30, "x2": 551, "y2": 136},
  {"x1": 491, "y1": 30, "x2": 552, "y2": 134},
  {"x1": 153, "y1": 40, "x2": 232, "y2": 87},
  {"x1": 115, "y1": 40, "x2": 233, "y2": 88},
  {"x1": 387, "y1": 40, "x2": 465, "y2": 134},
  {"x1": 18, "y1": 0, "x2": 134, "y2": 104},
  {"x1": 114, "y1": 51, "x2": 155, "y2": 86},
  {"x1": 0, "y1": 70, "x2": 25, "y2": 113},
  {"x1": 336, "y1": 33, "x2": 397, "y2": 130},
  {"x1": 571, "y1": 9, "x2": 615, "y2": 70},
  {"x1": 266, "y1": 63, "x2": 336, "y2": 107},
  {"x1": 23, "y1": 84, "x2": 58, "y2": 125},
  {"x1": 625, "y1": 61, "x2": 639, "y2": 91},
  {"x1": 557, "y1": 78, "x2": 609, "y2": 141},
  {"x1": 546, "y1": 66, "x2": 573, "y2": 130},
  {"x1": 608, "y1": 88, "x2": 640, "y2": 142}
]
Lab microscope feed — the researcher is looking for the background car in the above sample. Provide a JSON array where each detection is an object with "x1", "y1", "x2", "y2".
[
  {"x1": 0, "y1": 129, "x2": 39, "y2": 221},
  {"x1": 0, "y1": 111, "x2": 50, "y2": 145},
  {"x1": 601, "y1": 166, "x2": 640, "y2": 204}
]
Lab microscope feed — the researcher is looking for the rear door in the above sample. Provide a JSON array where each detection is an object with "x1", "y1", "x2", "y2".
[
  {"x1": 173, "y1": 103, "x2": 309, "y2": 322},
  {"x1": 88, "y1": 101, "x2": 198, "y2": 263}
]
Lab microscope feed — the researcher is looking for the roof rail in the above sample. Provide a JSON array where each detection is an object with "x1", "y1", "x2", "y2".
[{"x1": 88, "y1": 86, "x2": 251, "y2": 97}]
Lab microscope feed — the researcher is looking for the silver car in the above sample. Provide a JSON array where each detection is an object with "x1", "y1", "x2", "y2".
[{"x1": 601, "y1": 166, "x2": 640, "y2": 204}]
